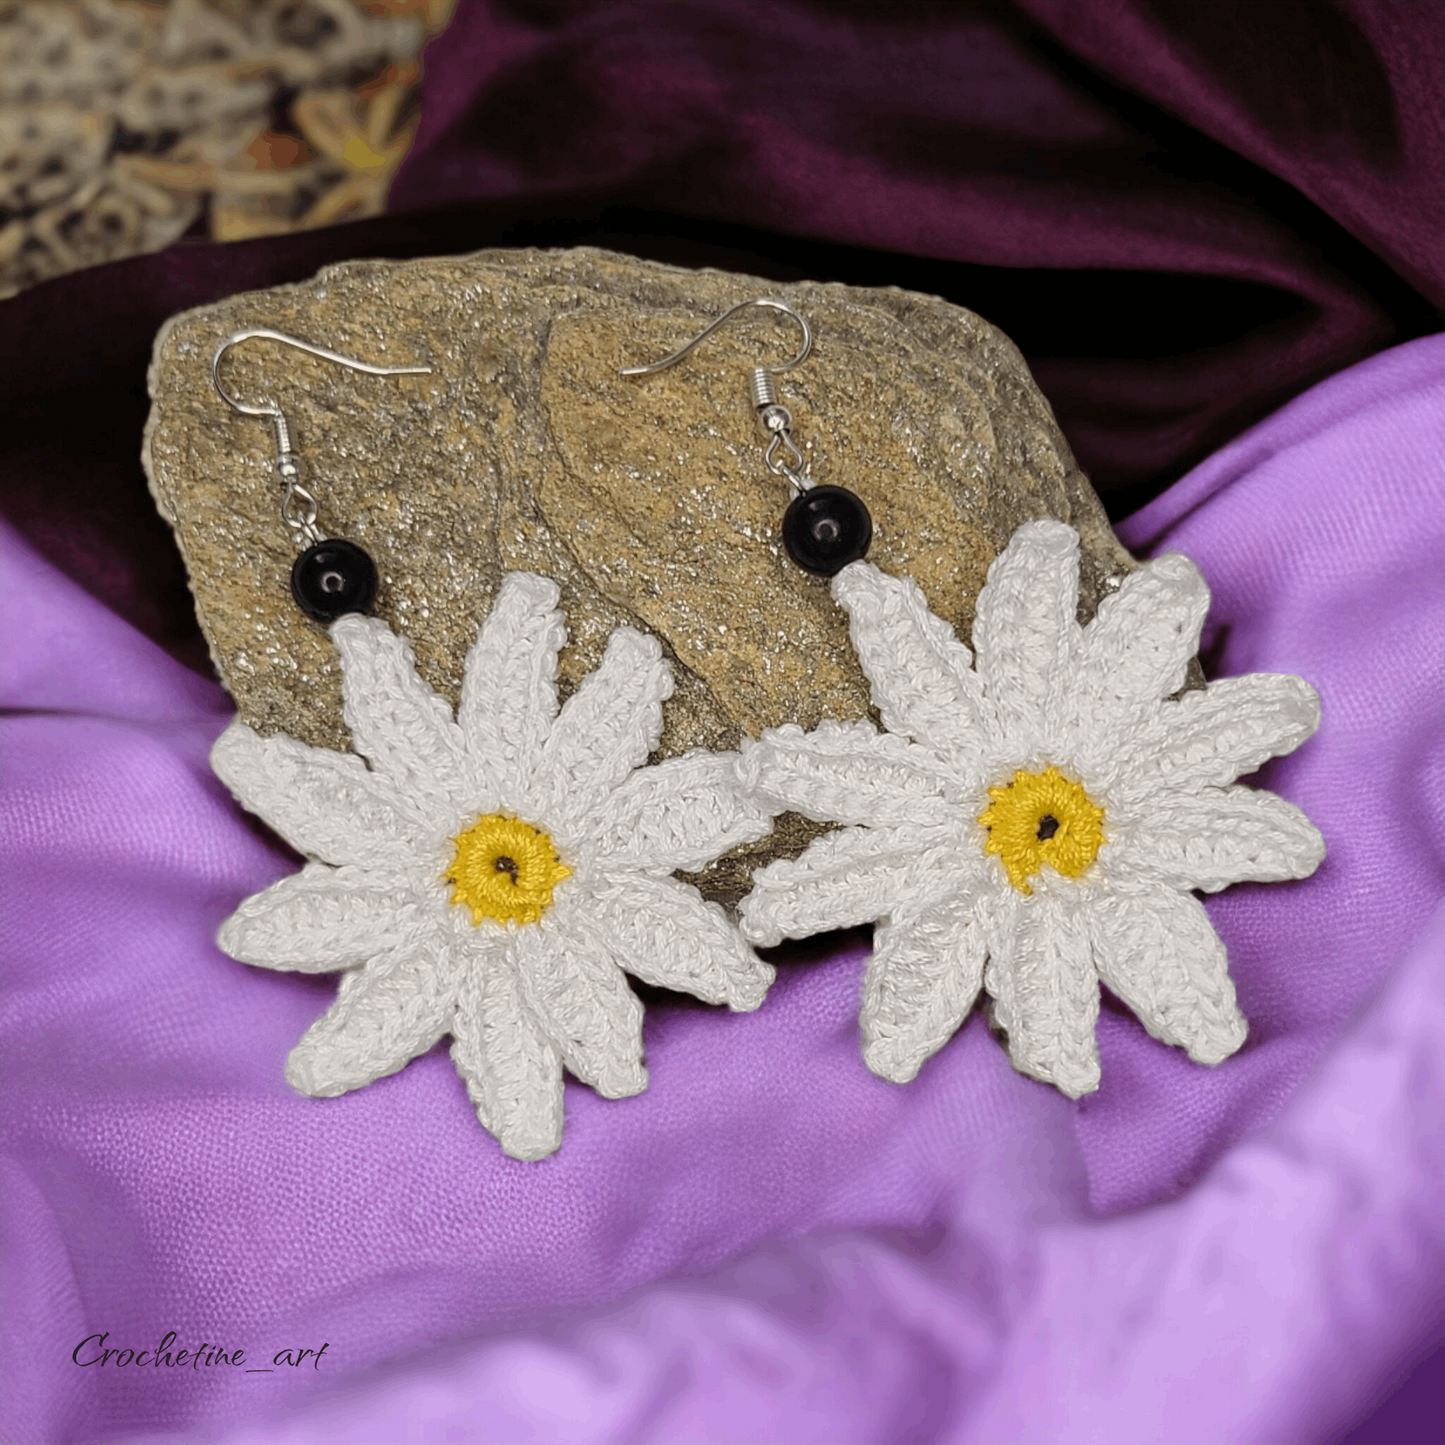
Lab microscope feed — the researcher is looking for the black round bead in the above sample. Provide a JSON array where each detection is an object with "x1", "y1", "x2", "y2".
[
  {"x1": 290, "y1": 539, "x2": 378, "y2": 622},
  {"x1": 782, "y1": 485, "x2": 872, "y2": 576}
]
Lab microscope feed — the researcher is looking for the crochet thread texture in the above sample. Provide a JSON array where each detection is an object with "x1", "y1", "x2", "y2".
[
  {"x1": 212, "y1": 572, "x2": 775, "y2": 1159},
  {"x1": 737, "y1": 520, "x2": 1325, "y2": 1096}
]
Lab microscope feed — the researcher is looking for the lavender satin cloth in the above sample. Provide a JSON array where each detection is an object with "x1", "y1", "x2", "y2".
[{"x1": 5, "y1": 336, "x2": 1445, "y2": 1443}]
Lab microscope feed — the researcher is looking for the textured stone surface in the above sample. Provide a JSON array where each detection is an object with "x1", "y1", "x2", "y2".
[{"x1": 144, "y1": 246, "x2": 1137, "y2": 902}]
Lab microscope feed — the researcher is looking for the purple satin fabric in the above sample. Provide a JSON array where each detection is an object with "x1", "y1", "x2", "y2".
[{"x1": 5, "y1": 325, "x2": 1445, "y2": 1441}]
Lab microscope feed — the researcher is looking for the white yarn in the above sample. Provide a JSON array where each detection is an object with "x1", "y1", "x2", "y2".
[
  {"x1": 737, "y1": 519, "x2": 1325, "y2": 1097},
  {"x1": 212, "y1": 572, "x2": 775, "y2": 1161}
]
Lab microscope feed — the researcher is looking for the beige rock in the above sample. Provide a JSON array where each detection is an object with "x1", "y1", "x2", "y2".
[{"x1": 144, "y1": 246, "x2": 1137, "y2": 902}]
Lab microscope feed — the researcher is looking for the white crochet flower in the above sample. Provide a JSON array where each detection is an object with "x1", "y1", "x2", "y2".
[
  {"x1": 212, "y1": 573, "x2": 773, "y2": 1159},
  {"x1": 738, "y1": 520, "x2": 1324, "y2": 1097}
]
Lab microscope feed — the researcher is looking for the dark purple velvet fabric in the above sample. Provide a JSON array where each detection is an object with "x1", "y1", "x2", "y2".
[
  {"x1": 3, "y1": 3, "x2": 1445, "y2": 1439},
  {"x1": 398, "y1": 0, "x2": 1445, "y2": 499}
]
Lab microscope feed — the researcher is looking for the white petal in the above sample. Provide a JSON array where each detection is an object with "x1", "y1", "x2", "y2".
[
  {"x1": 971, "y1": 520, "x2": 1080, "y2": 742},
  {"x1": 330, "y1": 615, "x2": 469, "y2": 819},
  {"x1": 1075, "y1": 551, "x2": 1209, "y2": 718},
  {"x1": 831, "y1": 562, "x2": 991, "y2": 766},
  {"x1": 1113, "y1": 785, "x2": 1325, "y2": 893},
  {"x1": 861, "y1": 895, "x2": 986, "y2": 1083},
  {"x1": 1144, "y1": 673, "x2": 1321, "y2": 792},
  {"x1": 218, "y1": 861, "x2": 424, "y2": 971},
  {"x1": 285, "y1": 936, "x2": 459, "y2": 1096},
  {"x1": 1072, "y1": 671, "x2": 1322, "y2": 804},
  {"x1": 451, "y1": 949, "x2": 565, "y2": 1161},
  {"x1": 588, "y1": 874, "x2": 774, "y2": 1010},
  {"x1": 512, "y1": 919, "x2": 647, "y2": 1099},
  {"x1": 211, "y1": 719, "x2": 425, "y2": 865},
  {"x1": 457, "y1": 573, "x2": 565, "y2": 799},
  {"x1": 984, "y1": 890, "x2": 1101, "y2": 1097},
  {"x1": 737, "y1": 720, "x2": 953, "y2": 828},
  {"x1": 591, "y1": 750, "x2": 773, "y2": 874},
  {"x1": 1090, "y1": 891, "x2": 1247, "y2": 1064},
  {"x1": 738, "y1": 821, "x2": 971, "y2": 947},
  {"x1": 532, "y1": 627, "x2": 671, "y2": 831}
]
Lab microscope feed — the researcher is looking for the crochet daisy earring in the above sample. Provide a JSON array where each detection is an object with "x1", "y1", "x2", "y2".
[
  {"x1": 208, "y1": 333, "x2": 775, "y2": 1160},
  {"x1": 734, "y1": 519, "x2": 1325, "y2": 1097}
]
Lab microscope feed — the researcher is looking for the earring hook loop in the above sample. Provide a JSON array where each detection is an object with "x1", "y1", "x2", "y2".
[
  {"x1": 211, "y1": 328, "x2": 431, "y2": 547},
  {"x1": 617, "y1": 298, "x2": 813, "y2": 377},
  {"x1": 210, "y1": 328, "x2": 427, "y2": 546},
  {"x1": 618, "y1": 296, "x2": 870, "y2": 575},
  {"x1": 212, "y1": 327, "x2": 431, "y2": 421}
]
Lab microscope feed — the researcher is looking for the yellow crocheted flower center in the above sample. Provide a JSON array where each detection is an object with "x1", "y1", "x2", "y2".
[
  {"x1": 978, "y1": 766, "x2": 1105, "y2": 894},
  {"x1": 445, "y1": 814, "x2": 572, "y2": 927}
]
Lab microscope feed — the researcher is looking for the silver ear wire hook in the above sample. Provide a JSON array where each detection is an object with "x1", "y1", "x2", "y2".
[
  {"x1": 211, "y1": 328, "x2": 432, "y2": 622},
  {"x1": 212, "y1": 328, "x2": 431, "y2": 547},
  {"x1": 620, "y1": 297, "x2": 871, "y2": 576},
  {"x1": 619, "y1": 298, "x2": 814, "y2": 487},
  {"x1": 618, "y1": 297, "x2": 812, "y2": 375}
]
